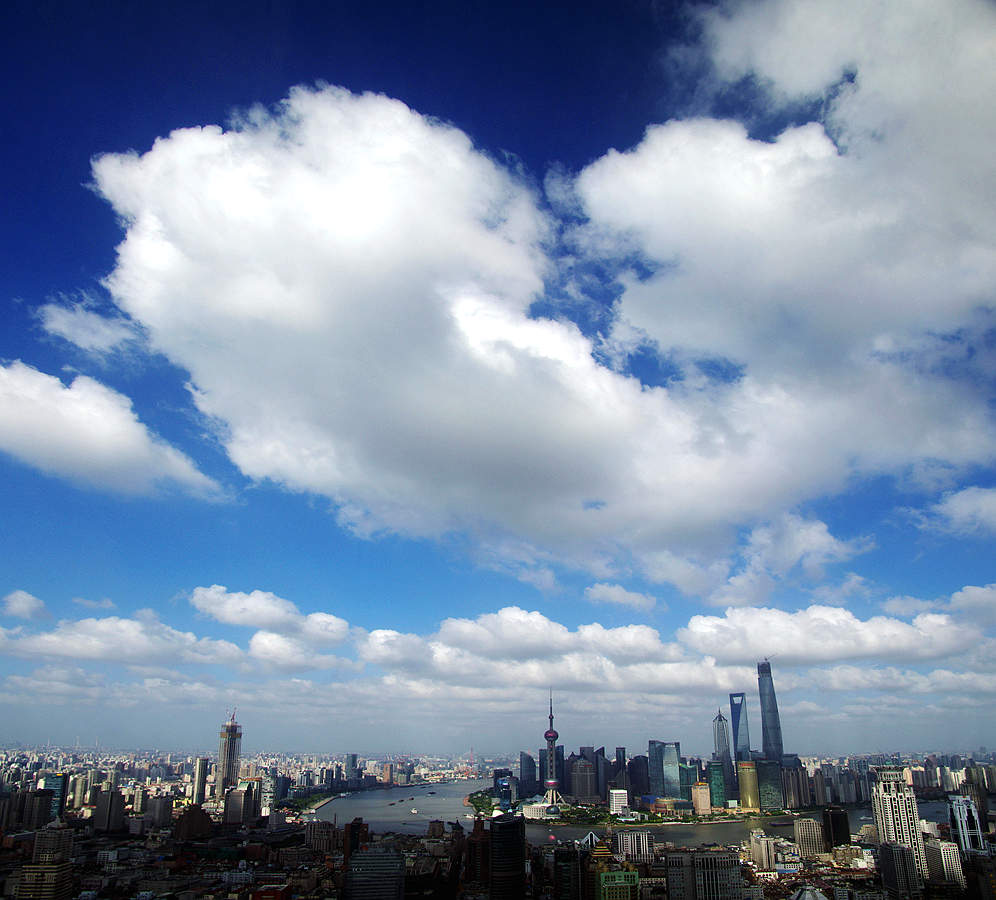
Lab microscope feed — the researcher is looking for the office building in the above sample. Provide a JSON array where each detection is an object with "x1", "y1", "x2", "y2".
[
  {"x1": 878, "y1": 842, "x2": 921, "y2": 899},
  {"x1": 794, "y1": 817, "x2": 825, "y2": 858},
  {"x1": 217, "y1": 712, "x2": 242, "y2": 798},
  {"x1": 37, "y1": 774, "x2": 68, "y2": 821},
  {"x1": 93, "y1": 790, "x2": 124, "y2": 833},
  {"x1": 193, "y1": 757, "x2": 209, "y2": 805},
  {"x1": 662, "y1": 742, "x2": 681, "y2": 798},
  {"x1": 925, "y1": 837, "x2": 966, "y2": 888},
  {"x1": 489, "y1": 813, "x2": 526, "y2": 900},
  {"x1": 713, "y1": 709, "x2": 732, "y2": 761},
  {"x1": 737, "y1": 761, "x2": 759, "y2": 811},
  {"x1": 757, "y1": 660, "x2": 784, "y2": 761},
  {"x1": 343, "y1": 847, "x2": 404, "y2": 900},
  {"x1": 554, "y1": 845, "x2": 581, "y2": 899},
  {"x1": 648, "y1": 741, "x2": 665, "y2": 796},
  {"x1": 756, "y1": 759, "x2": 784, "y2": 810},
  {"x1": 949, "y1": 794, "x2": 988, "y2": 856},
  {"x1": 32, "y1": 827, "x2": 73, "y2": 864},
  {"x1": 519, "y1": 752, "x2": 537, "y2": 796},
  {"x1": 872, "y1": 767, "x2": 926, "y2": 880},
  {"x1": 712, "y1": 710, "x2": 736, "y2": 791},
  {"x1": 663, "y1": 849, "x2": 745, "y2": 900},
  {"x1": 750, "y1": 830, "x2": 778, "y2": 870},
  {"x1": 822, "y1": 806, "x2": 850, "y2": 849},
  {"x1": 729, "y1": 693, "x2": 751, "y2": 761},
  {"x1": 615, "y1": 831, "x2": 652, "y2": 862},
  {"x1": 691, "y1": 782, "x2": 711, "y2": 816},
  {"x1": 706, "y1": 759, "x2": 727, "y2": 808},
  {"x1": 14, "y1": 863, "x2": 73, "y2": 900},
  {"x1": 609, "y1": 789, "x2": 629, "y2": 814}
]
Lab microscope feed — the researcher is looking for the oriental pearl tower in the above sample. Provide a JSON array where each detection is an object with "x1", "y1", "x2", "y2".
[{"x1": 543, "y1": 691, "x2": 564, "y2": 807}]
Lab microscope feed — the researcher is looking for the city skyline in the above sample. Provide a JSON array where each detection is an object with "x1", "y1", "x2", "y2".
[{"x1": 2, "y1": 0, "x2": 996, "y2": 754}]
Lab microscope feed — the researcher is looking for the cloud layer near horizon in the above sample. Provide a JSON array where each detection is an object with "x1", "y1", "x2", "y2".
[{"x1": 1, "y1": 582, "x2": 995, "y2": 751}]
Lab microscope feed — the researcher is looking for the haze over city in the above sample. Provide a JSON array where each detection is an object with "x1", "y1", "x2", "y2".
[{"x1": 1, "y1": 0, "x2": 995, "y2": 756}]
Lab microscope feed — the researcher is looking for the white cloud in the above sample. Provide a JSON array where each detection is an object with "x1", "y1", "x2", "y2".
[
  {"x1": 71, "y1": 0, "x2": 996, "y2": 596},
  {"x1": 189, "y1": 584, "x2": 349, "y2": 645},
  {"x1": 679, "y1": 605, "x2": 979, "y2": 664},
  {"x1": 949, "y1": 584, "x2": 996, "y2": 625},
  {"x1": 708, "y1": 515, "x2": 868, "y2": 606},
  {"x1": 2, "y1": 590, "x2": 46, "y2": 619},
  {"x1": 6, "y1": 612, "x2": 243, "y2": 666},
  {"x1": 190, "y1": 584, "x2": 301, "y2": 629},
  {"x1": 84, "y1": 81, "x2": 966, "y2": 596},
  {"x1": 584, "y1": 582, "x2": 658, "y2": 612},
  {"x1": 929, "y1": 487, "x2": 996, "y2": 535},
  {"x1": 38, "y1": 299, "x2": 137, "y2": 353},
  {"x1": 0, "y1": 361, "x2": 219, "y2": 497},
  {"x1": 247, "y1": 631, "x2": 353, "y2": 671},
  {"x1": 880, "y1": 595, "x2": 936, "y2": 617},
  {"x1": 72, "y1": 596, "x2": 116, "y2": 610}
]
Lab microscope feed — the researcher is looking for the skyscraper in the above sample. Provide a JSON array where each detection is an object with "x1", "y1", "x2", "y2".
[
  {"x1": 662, "y1": 742, "x2": 681, "y2": 798},
  {"x1": 872, "y1": 767, "x2": 927, "y2": 881},
  {"x1": 217, "y1": 711, "x2": 242, "y2": 799},
  {"x1": 712, "y1": 710, "x2": 731, "y2": 760},
  {"x1": 519, "y1": 752, "x2": 537, "y2": 796},
  {"x1": 757, "y1": 660, "x2": 783, "y2": 761},
  {"x1": 949, "y1": 795, "x2": 987, "y2": 856},
  {"x1": 648, "y1": 741, "x2": 665, "y2": 797},
  {"x1": 489, "y1": 813, "x2": 526, "y2": 900},
  {"x1": 729, "y1": 693, "x2": 751, "y2": 761},
  {"x1": 193, "y1": 757, "x2": 209, "y2": 806},
  {"x1": 712, "y1": 709, "x2": 735, "y2": 796}
]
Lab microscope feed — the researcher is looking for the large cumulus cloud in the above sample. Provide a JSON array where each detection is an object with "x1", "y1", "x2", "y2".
[{"x1": 70, "y1": 0, "x2": 996, "y2": 595}]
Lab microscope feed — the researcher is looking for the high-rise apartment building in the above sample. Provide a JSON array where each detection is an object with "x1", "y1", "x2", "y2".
[
  {"x1": 729, "y1": 693, "x2": 751, "y2": 761},
  {"x1": 872, "y1": 767, "x2": 927, "y2": 881},
  {"x1": 757, "y1": 660, "x2": 783, "y2": 761},
  {"x1": 217, "y1": 712, "x2": 242, "y2": 798}
]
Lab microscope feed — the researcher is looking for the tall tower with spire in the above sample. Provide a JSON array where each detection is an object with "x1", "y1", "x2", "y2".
[{"x1": 543, "y1": 693, "x2": 564, "y2": 807}]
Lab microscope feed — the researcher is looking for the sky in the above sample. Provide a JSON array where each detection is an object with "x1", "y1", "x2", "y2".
[{"x1": 1, "y1": 0, "x2": 995, "y2": 758}]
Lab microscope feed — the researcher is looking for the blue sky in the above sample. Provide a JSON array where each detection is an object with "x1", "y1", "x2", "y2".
[{"x1": 2, "y1": 0, "x2": 996, "y2": 757}]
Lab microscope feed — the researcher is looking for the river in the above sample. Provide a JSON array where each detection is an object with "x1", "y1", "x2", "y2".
[{"x1": 315, "y1": 779, "x2": 950, "y2": 846}]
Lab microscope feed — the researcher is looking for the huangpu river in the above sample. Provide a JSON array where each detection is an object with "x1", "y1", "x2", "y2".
[{"x1": 314, "y1": 778, "x2": 950, "y2": 845}]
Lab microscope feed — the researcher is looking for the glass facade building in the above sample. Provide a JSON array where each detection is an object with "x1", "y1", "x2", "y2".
[
  {"x1": 757, "y1": 661, "x2": 784, "y2": 761},
  {"x1": 729, "y1": 693, "x2": 751, "y2": 761},
  {"x1": 756, "y1": 759, "x2": 784, "y2": 810}
]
